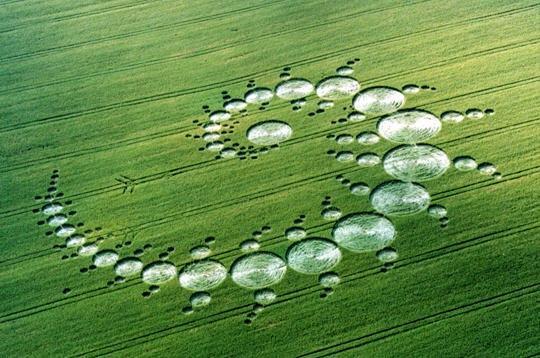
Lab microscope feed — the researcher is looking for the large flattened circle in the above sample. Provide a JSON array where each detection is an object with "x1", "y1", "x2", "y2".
[
  {"x1": 115, "y1": 257, "x2": 144, "y2": 277},
  {"x1": 383, "y1": 144, "x2": 450, "y2": 182},
  {"x1": 315, "y1": 76, "x2": 360, "y2": 100},
  {"x1": 331, "y1": 213, "x2": 396, "y2": 253},
  {"x1": 370, "y1": 180, "x2": 430, "y2": 216},
  {"x1": 246, "y1": 120, "x2": 292, "y2": 146},
  {"x1": 179, "y1": 260, "x2": 227, "y2": 291},
  {"x1": 275, "y1": 78, "x2": 314, "y2": 100},
  {"x1": 286, "y1": 238, "x2": 342, "y2": 274},
  {"x1": 352, "y1": 87, "x2": 405, "y2": 115},
  {"x1": 142, "y1": 261, "x2": 177, "y2": 285},
  {"x1": 377, "y1": 110, "x2": 441, "y2": 144},
  {"x1": 230, "y1": 252, "x2": 286, "y2": 290}
]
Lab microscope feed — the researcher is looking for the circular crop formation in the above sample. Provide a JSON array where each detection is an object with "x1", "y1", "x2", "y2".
[
  {"x1": 350, "y1": 182, "x2": 370, "y2": 196},
  {"x1": 189, "y1": 245, "x2": 211, "y2": 260},
  {"x1": 42, "y1": 202, "x2": 63, "y2": 215},
  {"x1": 478, "y1": 162, "x2": 497, "y2": 175},
  {"x1": 55, "y1": 224, "x2": 76, "y2": 238},
  {"x1": 356, "y1": 131, "x2": 380, "y2": 145},
  {"x1": 383, "y1": 144, "x2": 450, "y2": 182},
  {"x1": 321, "y1": 207, "x2": 342, "y2": 220},
  {"x1": 454, "y1": 156, "x2": 477, "y2": 171},
  {"x1": 115, "y1": 257, "x2": 144, "y2": 277},
  {"x1": 286, "y1": 238, "x2": 342, "y2": 274},
  {"x1": 78, "y1": 243, "x2": 98, "y2": 256},
  {"x1": 336, "y1": 151, "x2": 354, "y2": 162},
  {"x1": 353, "y1": 87, "x2": 405, "y2": 115},
  {"x1": 315, "y1": 76, "x2": 360, "y2": 100},
  {"x1": 370, "y1": 180, "x2": 430, "y2": 216},
  {"x1": 377, "y1": 110, "x2": 441, "y2": 144},
  {"x1": 356, "y1": 153, "x2": 381, "y2": 167},
  {"x1": 141, "y1": 262, "x2": 177, "y2": 285},
  {"x1": 331, "y1": 213, "x2": 396, "y2": 253},
  {"x1": 240, "y1": 239, "x2": 261, "y2": 252},
  {"x1": 318, "y1": 272, "x2": 341, "y2": 287},
  {"x1": 254, "y1": 288, "x2": 277, "y2": 305},
  {"x1": 285, "y1": 227, "x2": 307, "y2": 241},
  {"x1": 93, "y1": 250, "x2": 119, "y2": 268},
  {"x1": 190, "y1": 292, "x2": 212, "y2": 308},
  {"x1": 179, "y1": 260, "x2": 227, "y2": 291},
  {"x1": 47, "y1": 214, "x2": 68, "y2": 227},
  {"x1": 223, "y1": 99, "x2": 247, "y2": 113},
  {"x1": 203, "y1": 123, "x2": 221, "y2": 133},
  {"x1": 77, "y1": 65, "x2": 497, "y2": 309},
  {"x1": 441, "y1": 111, "x2": 464, "y2": 123},
  {"x1": 230, "y1": 252, "x2": 287, "y2": 290},
  {"x1": 245, "y1": 87, "x2": 274, "y2": 104},
  {"x1": 66, "y1": 234, "x2": 86, "y2": 248},
  {"x1": 246, "y1": 120, "x2": 293, "y2": 146},
  {"x1": 208, "y1": 110, "x2": 231, "y2": 123},
  {"x1": 376, "y1": 247, "x2": 398, "y2": 263},
  {"x1": 427, "y1": 204, "x2": 447, "y2": 219},
  {"x1": 336, "y1": 134, "x2": 354, "y2": 145},
  {"x1": 275, "y1": 78, "x2": 314, "y2": 100}
]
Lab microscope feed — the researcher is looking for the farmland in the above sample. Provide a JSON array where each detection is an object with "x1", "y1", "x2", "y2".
[{"x1": 0, "y1": 0, "x2": 539, "y2": 356}]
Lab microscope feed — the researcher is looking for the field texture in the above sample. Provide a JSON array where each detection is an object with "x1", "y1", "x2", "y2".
[{"x1": 0, "y1": 0, "x2": 539, "y2": 357}]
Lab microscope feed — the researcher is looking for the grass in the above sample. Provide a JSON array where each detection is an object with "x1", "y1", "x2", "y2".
[{"x1": 0, "y1": 0, "x2": 539, "y2": 356}]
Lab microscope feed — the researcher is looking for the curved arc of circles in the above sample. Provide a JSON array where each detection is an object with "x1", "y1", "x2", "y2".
[
  {"x1": 3, "y1": 34, "x2": 520, "y2": 336},
  {"x1": 2, "y1": 222, "x2": 537, "y2": 325},
  {"x1": 73, "y1": 224, "x2": 539, "y2": 357},
  {"x1": 0, "y1": 76, "x2": 534, "y2": 222}
]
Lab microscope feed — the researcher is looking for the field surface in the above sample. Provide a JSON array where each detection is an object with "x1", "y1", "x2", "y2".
[{"x1": 0, "y1": 0, "x2": 539, "y2": 357}]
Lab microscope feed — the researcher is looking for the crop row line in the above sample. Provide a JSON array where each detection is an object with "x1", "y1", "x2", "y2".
[
  {"x1": 0, "y1": 0, "x2": 25, "y2": 6},
  {"x1": 2, "y1": 150, "x2": 534, "y2": 269},
  {"x1": 303, "y1": 284, "x2": 539, "y2": 357},
  {"x1": 0, "y1": 0, "x2": 160, "y2": 34},
  {"x1": 432, "y1": 164, "x2": 540, "y2": 201},
  {"x1": 1, "y1": 37, "x2": 534, "y2": 175},
  {"x1": 0, "y1": 0, "x2": 432, "y2": 94},
  {"x1": 0, "y1": 75, "x2": 535, "y2": 223},
  {"x1": 47, "y1": 153, "x2": 540, "y2": 254},
  {"x1": 76, "y1": 224, "x2": 539, "y2": 357},
  {"x1": 0, "y1": 116, "x2": 537, "y2": 266},
  {"x1": 2, "y1": 218, "x2": 535, "y2": 341},
  {"x1": 0, "y1": 0, "x2": 423, "y2": 95},
  {"x1": 0, "y1": 4, "x2": 535, "y2": 134},
  {"x1": 0, "y1": 0, "x2": 408, "y2": 65}
]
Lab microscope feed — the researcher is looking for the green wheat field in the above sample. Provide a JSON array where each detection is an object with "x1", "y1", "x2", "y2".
[{"x1": 1, "y1": 0, "x2": 539, "y2": 357}]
